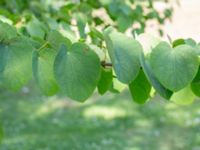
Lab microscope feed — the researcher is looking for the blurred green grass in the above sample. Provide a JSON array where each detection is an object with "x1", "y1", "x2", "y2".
[{"x1": 0, "y1": 90, "x2": 200, "y2": 150}]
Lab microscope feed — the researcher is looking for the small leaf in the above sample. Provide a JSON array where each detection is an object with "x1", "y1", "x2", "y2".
[
  {"x1": 172, "y1": 38, "x2": 196, "y2": 48},
  {"x1": 60, "y1": 22, "x2": 77, "y2": 43},
  {"x1": 75, "y1": 13, "x2": 87, "y2": 39},
  {"x1": 150, "y1": 42, "x2": 199, "y2": 91},
  {"x1": 54, "y1": 43, "x2": 101, "y2": 102},
  {"x1": 104, "y1": 27, "x2": 142, "y2": 84},
  {"x1": 97, "y1": 67, "x2": 113, "y2": 95},
  {"x1": 185, "y1": 38, "x2": 196, "y2": 47},
  {"x1": 117, "y1": 14, "x2": 133, "y2": 32},
  {"x1": 171, "y1": 86, "x2": 195, "y2": 105},
  {"x1": 129, "y1": 69, "x2": 151, "y2": 104},
  {"x1": 47, "y1": 30, "x2": 71, "y2": 50},
  {"x1": 32, "y1": 48, "x2": 59, "y2": 96},
  {"x1": 89, "y1": 27, "x2": 104, "y2": 40},
  {"x1": 26, "y1": 18, "x2": 46, "y2": 39},
  {"x1": 172, "y1": 38, "x2": 185, "y2": 48}
]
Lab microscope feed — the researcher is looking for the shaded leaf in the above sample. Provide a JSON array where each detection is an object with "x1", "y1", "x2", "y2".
[
  {"x1": 32, "y1": 48, "x2": 59, "y2": 96},
  {"x1": 97, "y1": 67, "x2": 113, "y2": 95},
  {"x1": 129, "y1": 69, "x2": 151, "y2": 104}
]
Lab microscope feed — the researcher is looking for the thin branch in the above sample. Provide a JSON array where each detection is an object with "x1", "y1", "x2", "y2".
[{"x1": 101, "y1": 61, "x2": 112, "y2": 68}]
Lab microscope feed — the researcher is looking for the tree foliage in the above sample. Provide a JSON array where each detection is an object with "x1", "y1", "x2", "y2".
[{"x1": 1, "y1": 0, "x2": 199, "y2": 105}]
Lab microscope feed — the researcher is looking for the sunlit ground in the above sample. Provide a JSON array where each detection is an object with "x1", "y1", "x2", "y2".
[{"x1": 0, "y1": 89, "x2": 200, "y2": 150}]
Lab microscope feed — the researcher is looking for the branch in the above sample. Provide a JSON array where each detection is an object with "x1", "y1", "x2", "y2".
[{"x1": 101, "y1": 61, "x2": 112, "y2": 68}]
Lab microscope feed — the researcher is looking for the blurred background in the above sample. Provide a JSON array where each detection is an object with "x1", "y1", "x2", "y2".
[{"x1": 1, "y1": 0, "x2": 200, "y2": 150}]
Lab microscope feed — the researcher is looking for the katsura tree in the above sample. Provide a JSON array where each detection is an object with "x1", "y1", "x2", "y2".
[{"x1": 1, "y1": 0, "x2": 198, "y2": 106}]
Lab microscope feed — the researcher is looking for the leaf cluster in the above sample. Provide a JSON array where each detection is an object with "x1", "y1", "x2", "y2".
[{"x1": 2, "y1": 0, "x2": 197, "y2": 105}]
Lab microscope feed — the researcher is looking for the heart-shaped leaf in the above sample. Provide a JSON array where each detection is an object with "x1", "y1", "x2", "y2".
[
  {"x1": 137, "y1": 34, "x2": 172, "y2": 99},
  {"x1": 54, "y1": 43, "x2": 101, "y2": 102},
  {"x1": 150, "y1": 42, "x2": 199, "y2": 91},
  {"x1": 104, "y1": 27, "x2": 142, "y2": 84}
]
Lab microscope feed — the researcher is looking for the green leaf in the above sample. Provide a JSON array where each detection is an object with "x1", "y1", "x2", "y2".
[
  {"x1": 0, "y1": 37, "x2": 33, "y2": 90},
  {"x1": 75, "y1": 13, "x2": 87, "y2": 39},
  {"x1": 129, "y1": 69, "x2": 151, "y2": 104},
  {"x1": 117, "y1": 14, "x2": 133, "y2": 32},
  {"x1": 171, "y1": 86, "x2": 195, "y2": 105},
  {"x1": 191, "y1": 67, "x2": 200, "y2": 97},
  {"x1": 104, "y1": 27, "x2": 142, "y2": 84},
  {"x1": 88, "y1": 44, "x2": 105, "y2": 61},
  {"x1": 140, "y1": 53, "x2": 173, "y2": 99},
  {"x1": 89, "y1": 27, "x2": 104, "y2": 40},
  {"x1": 0, "y1": 21, "x2": 17, "y2": 42},
  {"x1": 150, "y1": 42, "x2": 199, "y2": 91},
  {"x1": 137, "y1": 34, "x2": 172, "y2": 99},
  {"x1": 97, "y1": 67, "x2": 113, "y2": 95},
  {"x1": 185, "y1": 38, "x2": 196, "y2": 47},
  {"x1": 47, "y1": 30, "x2": 71, "y2": 50},
  {"x1": 172, "y1": 38, "x2": 185, "y2": 48},
  {"x1": 32, "y1": 48, "x2": 59, "y2": 96},
  {"x1": 26, "y1": 18, "x2": 46, "y2": 39},
  {"x1": 54, "y1": 43, "x2": 101, "y2": 102},
  {"x1": 44, "y1": 17, "x2": 59, "y2": 30},
  {"x1": 60, "y1": 22, "x2": 77, "y2": 43},
  {"x1": 172, "y1": 38, "x2": 196, "y2": 48}
]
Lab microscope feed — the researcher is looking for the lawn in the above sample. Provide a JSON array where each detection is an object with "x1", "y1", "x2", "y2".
[{"x1": 0, "y1": 89, "x2": 200, "y2": 150}]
